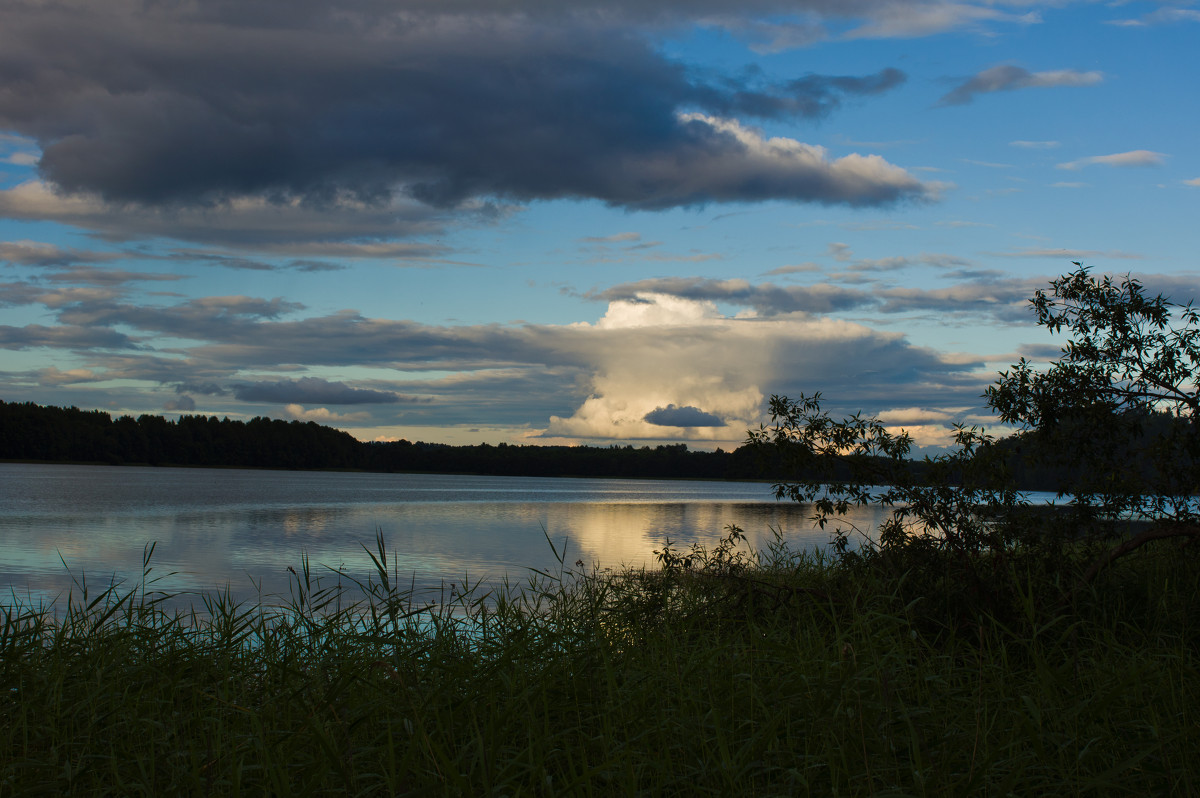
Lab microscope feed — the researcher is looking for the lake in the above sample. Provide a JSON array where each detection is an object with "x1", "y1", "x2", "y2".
[{"x1": 0, "y1": 463, "x2": 888, "y2": 609}]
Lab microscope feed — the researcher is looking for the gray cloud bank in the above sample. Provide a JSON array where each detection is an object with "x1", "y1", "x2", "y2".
[
  {"x1": 231, "y1": 377, "x2": 418, "y2": 406},
  {"x1": 0, "y1": 1, "x2": 936, "y2": 247},
  {"x1": 0, "y1": 269, "x2": 1002, "y2": 439}
]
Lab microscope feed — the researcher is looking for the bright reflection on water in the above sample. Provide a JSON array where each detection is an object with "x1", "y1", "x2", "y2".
[{"x1": 0, "y1": 463, "x2": 887, "y2": 608}]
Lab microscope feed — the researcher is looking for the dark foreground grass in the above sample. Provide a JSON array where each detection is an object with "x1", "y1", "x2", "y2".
[{"x1": 1, "y1": 532, "x2": 1197, "y2": 796}]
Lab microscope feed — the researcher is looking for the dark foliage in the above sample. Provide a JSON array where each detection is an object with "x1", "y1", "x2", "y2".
[
  {"x1": 987, "y1": 264, "x2": 1200, "y2": 527},
  {"x1": 751, "y1": 265, "x2": 1200, "y2": 624}
]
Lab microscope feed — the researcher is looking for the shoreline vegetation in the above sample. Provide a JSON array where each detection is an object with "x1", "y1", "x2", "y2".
[{"x1": 1, "y1": 529, "x2": 1196, "y2": 795}]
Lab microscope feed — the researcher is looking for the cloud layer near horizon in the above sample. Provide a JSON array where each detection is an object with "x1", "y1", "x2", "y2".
[{"x1": 0, "y1": 268, "x2": 998, "y2": 444}]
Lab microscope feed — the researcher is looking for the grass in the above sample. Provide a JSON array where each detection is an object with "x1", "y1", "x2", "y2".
[{"x1": 1, "y1": 529, "x2": 1197, "y2": 796}]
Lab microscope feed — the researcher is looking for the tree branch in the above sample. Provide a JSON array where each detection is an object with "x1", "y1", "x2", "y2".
[{"x1": 1075, "y1": 523, "x2": 1200, "y2": 593}]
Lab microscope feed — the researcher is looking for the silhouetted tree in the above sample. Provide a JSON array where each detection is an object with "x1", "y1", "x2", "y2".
[{"x1": 752, "y1": 264, "x2": 1200, "y2": 615}]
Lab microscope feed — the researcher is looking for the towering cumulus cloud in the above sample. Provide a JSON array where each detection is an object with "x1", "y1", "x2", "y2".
[{"x1": 544, "y1": 291, "x2": 977, "y2": 444}]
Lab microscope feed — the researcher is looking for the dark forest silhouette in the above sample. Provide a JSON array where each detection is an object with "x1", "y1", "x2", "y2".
[{"x1": 0, "y1": 399, "x2": 764, "y2": 480}]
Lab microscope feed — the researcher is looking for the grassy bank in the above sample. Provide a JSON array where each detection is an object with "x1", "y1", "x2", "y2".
[{"x1": 1, "y1": 532, "x2": 1197, "y2": 796}]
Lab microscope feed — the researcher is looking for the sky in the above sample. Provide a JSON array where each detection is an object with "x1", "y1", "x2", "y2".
[{"x1": 0, "y1": 0, "x2": 1197, "y2": 451}]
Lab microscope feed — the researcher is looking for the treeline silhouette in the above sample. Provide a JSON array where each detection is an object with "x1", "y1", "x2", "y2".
[
  {"x1": 4, "y1": 398, "x2": 1179, "y2": 491},
  {"x1": 0, "y1": 400, "x2": 765, "y2": 479}
]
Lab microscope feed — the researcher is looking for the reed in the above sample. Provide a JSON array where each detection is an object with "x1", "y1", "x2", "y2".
[{"x1": 1, "y1": 530, "x2": 1196, "y2": 796}]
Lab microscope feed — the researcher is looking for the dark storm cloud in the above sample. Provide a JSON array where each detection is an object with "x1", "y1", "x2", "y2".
[
  {"x1": 593, "y1": 277, "x2": 873, "y2": 315},
  {"x1": 232, "y1": 376, "x2": 413, "y2": 405},
  {"x1": 0, "y1": 3, "x2": 928, "y2": 220},
  {"x1": 644, "y1": 404, "x2": 726, "y2": 427}
]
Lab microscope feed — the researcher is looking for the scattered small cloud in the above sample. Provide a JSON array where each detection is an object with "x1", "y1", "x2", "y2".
[
  {"x1": 1056, "y1": 150, "x2": 1167, "y2": 170},
  {"x1": 842, "y1": 5, "x2": 1041, "y2": 41},
  {"x1": 37, "y1": 367, "x2": 100, "y2": 385},
  {"x1": 1017, "y1": 343, "x2": 1065, "y2": 360},
  {"x1": 847, "y1": 252, "x2": 971, "y2": 273},
  {"x1": 1010, "y1": 140, "x2": 1060, "y2": 149},
  {"x1": 708, "y1": 19, "x2": 828, "y2": 54},
  {"x1": 581, "y1": 232, "x2": 642, "y2": 244},
  {"x1": 178, "y1": 382, "x2": 227, "y2": 396},
  {"x1": 838, "y1": 219, "x2": 921, "y2": 232},
  {"x1": 287, "y1": 259, "x2": 347, "y2": 273},
  {"x1": 284, "y1": 404, "x2": 371, "y2": 424},
  {"x1": 44, "y1": 266, "x2": 187, "y2": 287},
  {"x1": 0, "y1": 240, "x2": 122, "y2": 268},
  {"x1": 4, "y1": 152, "x2": 39, "y2": 166},
  {"x1": 762, "y1": 262, "x2": 822, "y2": 277},
  {"x1": 1184, "y1": 178, "x2": 1200, "y2": 187},
  {"x1": 829, "y1": 242, "x2": 853, "y2": 262},
  {"x1": 935, "y1": 220, "x2": 994, "y2": 229},
  {"x1": 164, "y1": 395, "x2": 196, "y2": 412},
  {"x1": 939, "y1": 65, "x2": 1103, "y2": 106},
  {"x1": 644, "y1": 251, "x2": 723, "y2": 263},
  {"x1": 876, "y1": 407, "x2": 954, "y2": 426},
  {"x1": 590, "y1": 277, "x2": 872, "y2": 316},
  {"x1": 171, "y1": 251, "x2": 348, "y2": 272},
  {"x1": 987, "y1": 247, "x2": 1143, "y2": 260},
  {"x1": 1107, "y1": 7, "x2": 1200, "y2": 26},
  {"x1": 576, "y1": 233, "x2": 719, "y2": 265}
]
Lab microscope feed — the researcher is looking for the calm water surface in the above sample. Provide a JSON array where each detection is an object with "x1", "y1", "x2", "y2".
[{"x1": 0, "y1": 463, "x2": 886, "y2": 607}]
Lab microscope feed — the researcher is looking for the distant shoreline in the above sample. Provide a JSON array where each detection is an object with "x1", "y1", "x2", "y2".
[{"x1": 0, "y1": 455, "x2": 776, "y2": 484}]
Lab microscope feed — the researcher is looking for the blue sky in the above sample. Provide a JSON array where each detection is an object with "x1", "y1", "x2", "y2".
[{"x1": 0, "y1": 0, "x2": 1197, "y2": 450}]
